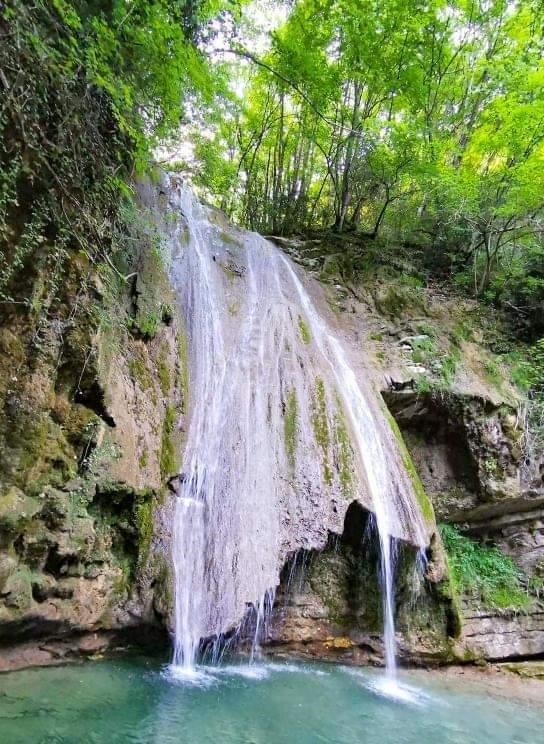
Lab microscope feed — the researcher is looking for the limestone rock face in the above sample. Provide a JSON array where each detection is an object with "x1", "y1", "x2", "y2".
[
  {"x1": 461, "y1": 606, "x2": 544, "y2": 660},
  {"x1": 0, "y1": 177, "x2": 183, "y2": 667},
  {"x1": 265, "y1": 503, "x2": 459, "y2": 667},
  {"x1": 383, "y1": 388, "x2": 544, "y2": 662},
  {"x1": 263, "y1": 243, "x2": 544, "y2": 665}
]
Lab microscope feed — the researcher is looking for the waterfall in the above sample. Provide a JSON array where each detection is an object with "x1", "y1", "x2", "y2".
[{"x1": 166, "y1": 180, "x2": 429, "y2": 679}]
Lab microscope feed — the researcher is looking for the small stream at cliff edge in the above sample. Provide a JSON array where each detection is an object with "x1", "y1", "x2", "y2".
[{"x1": 0, "y1": 656, "x2": 542, "y2": 743}]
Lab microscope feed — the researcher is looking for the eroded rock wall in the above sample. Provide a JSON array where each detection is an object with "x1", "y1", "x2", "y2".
[
  {"x1": 264, "y1": 240, "x2": 544, "y2": 665},
  {"x1": 0, "y1": 178, "x2": 184, "y2": 670},
  {"x1": 265, "y1": 504, "x2": 459, "y2": 667},
  {"x1": 381, "y1": 388, "x2": 544, "y2": 661},
  {"x1": 375, "y1": 310, "x2": 544, "y2": 661}
]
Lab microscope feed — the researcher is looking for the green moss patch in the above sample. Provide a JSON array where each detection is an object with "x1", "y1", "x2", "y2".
[
  {"x1": 298, "y1": 315, "x2": 311, "y2": 344},
  {"x1": 284, "y1": 389, "x2": 298, "y2": 469},
  {"x1": 160, "y1": 404, "x2": 178, "y2": 478},
  {"x1": 136, "y1": 497, "x2": 153, "y2": 564},
  {"x1": 157, "y1": 344, "x2": 171, "y2": 396},
  {"x1": 384, "y1": 406, "x2": 434, "y2": 524},
  {"x1": 334, "y1": 404, "x2": 353, "y2": 495},
  {"x1": 373, "y1": 280, "x2": 427, "y2": 319},
  {"x1": 218, "y1": 229, "x2": 243, "y2": 248},
  {"x1": 178, "y1": 326, "x2": 189, "y2": 415},
  {"x1": 312, "y1": 378, "x2": 332, "y2": 484},
  {"x1": 131, "y1": 244, "x2": 172, "y2": 341},
  {"x1": 439, "y1": 524, "x2": 530, "y2": 611},
  {"x1": 138, "y1": 448, "x2": 149, "y2": 469},
  {"x1": 128, "y1": 350, "x2": 153, "y2": 391}
]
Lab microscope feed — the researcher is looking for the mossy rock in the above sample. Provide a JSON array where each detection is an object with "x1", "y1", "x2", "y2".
[
  {"x1": 131, "y1": 243, "x2": 174, "y2": 340},
  {"x1": 383, "y1": 407, "x2": 435, "y2": 525},
  {"x1": 30, "y1": 573, "x2": 57, "y2": 602},
  {"x1": 39, "y1": 487, "x2": 75, "y2": 528},
  {"x1": 0, "y1": 488, "x2": 41, "y2": 533},
  {"x1": 151, "y1": 553, "x2": 172, "y2": 619},
  {"x1": 319, "y1": 254, "x2": 344, "y2": 281},
  {"x1": 160, "y1": 404, "x2": 180, "y2": 479},
  {"x1": 309, "y1": 552, "x2": 350, "y2": 624},
  {"x1": 0, "y1": 554, "x2": 17, "y2": 592},
  {"x1": 284, "y1": 390, "x2": 298, "y2": 470},
  {"x1": 373, "y1": 283, "x2": 427, "y2": 319},
  {"x1": 13, "y1": 517, "x2": 58, "y2": 569},
  {"x1": 3, "y1": 569, "x2": 33, "y2": 610}
]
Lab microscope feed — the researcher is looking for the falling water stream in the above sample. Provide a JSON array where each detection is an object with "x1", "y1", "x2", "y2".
[{"x1": 167, "y1": 181, "x2": 429, "y2": 688}]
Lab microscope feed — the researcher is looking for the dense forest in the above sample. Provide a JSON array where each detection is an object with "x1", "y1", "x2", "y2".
[
  {"x1": 195, "y1": 1, "x2": 544, "y2": 338},
  {"x1": 1, "y1": 0, "x2": 543, "y2": 431}
]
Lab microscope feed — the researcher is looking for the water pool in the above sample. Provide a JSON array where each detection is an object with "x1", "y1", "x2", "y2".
[{"x1": 0, "y1": 656, "x2": 542, "y2": 743}]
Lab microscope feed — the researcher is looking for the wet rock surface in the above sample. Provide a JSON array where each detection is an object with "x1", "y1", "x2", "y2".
[
  {"x1": 0, "y1": 177, "x2": 182, "y2": 663},
  {"x1": 266, "y1": 503, "x2": 458, "y2": 667},
  {"x1": 262, "y1": 241, "x2": 544, "y2": 664}
]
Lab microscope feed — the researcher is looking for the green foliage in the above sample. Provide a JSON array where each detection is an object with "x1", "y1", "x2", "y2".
[
  {"x1": 483, "y1": 358, "x2": 502, "y2": 387},
  {"x1": 0, "y1": 0, "x2": 234, "y2": 316},
  {"x1": 507, "y1": 340, "x2": 544, "y2": 457},
  {"x1": 483, "y1": 457, "x2": 499, "y2": 476},
  {"x1": 416, "y1": 322, "x2": 437, "y2": 339},
  {"x1": 451, "y1": 320, "x2": 474, "y2": 345},
  {"x1": 195, "y1": 0, "x2": 544, "y2": 343},
  {"x1": 0, "y1": 2, "x2": 127, "y2": 315},
  {"x1": 524, "y1": 339, "x2": 544, "y2": 389},
  {"x1": 440, "y1": 349, "x2": 460, "y2": 388},
  {"x1": 509, "y1": 352, "x2": 535, "y2": 393},
  {"x1": 410, "y1": 336, "x2": 437, "y2": 365},
  {"x1": 414, "y1": 376, "x2": 434, "y2": 395},
  {"x1": 139, "y1": 312, "x2": 160, "y2": 339},
  {"x1": 528, "y1": 574, "x2": 544, "y2": 600},
  {"x1": 439, "y1": 524, "x2": 529, "y2": 611}
]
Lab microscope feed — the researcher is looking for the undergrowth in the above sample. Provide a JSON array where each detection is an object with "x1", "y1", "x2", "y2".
[{"x1": 439, "y1": 524, "x2": 529, "y2": 611}]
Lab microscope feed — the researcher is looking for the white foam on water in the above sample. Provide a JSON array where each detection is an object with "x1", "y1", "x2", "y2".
[
  {"x1": 214, "y1": 664, "x2": 270, "y2": 680},
  {"x1": 166, "y1": 665, "x2": 218, "y2": 688},
  {"x1": 266, "y1": 662, "x2": 330, "y2": 676},
  {"x1": 342, "y1": 667, "x2": 431, "y2": 707}
]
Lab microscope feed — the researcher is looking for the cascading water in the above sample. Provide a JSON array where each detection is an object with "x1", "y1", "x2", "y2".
[
  {"x1": 165, "y1": 179, "x2": 430, "y2": 682},
  {"x1": 280, "y1": 256, "x2": 428, "y2": 681}
]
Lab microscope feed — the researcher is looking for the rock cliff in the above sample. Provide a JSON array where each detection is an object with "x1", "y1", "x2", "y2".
[
  {"x1": 1, "y1": 180, "x2": 541, "y2": 671},
  {"x1": 0, "y1": 179, "x2": 184, "y2": 670},
  {"x1": 264, "y1": 245, "x2": 543, "y2": 664}
]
